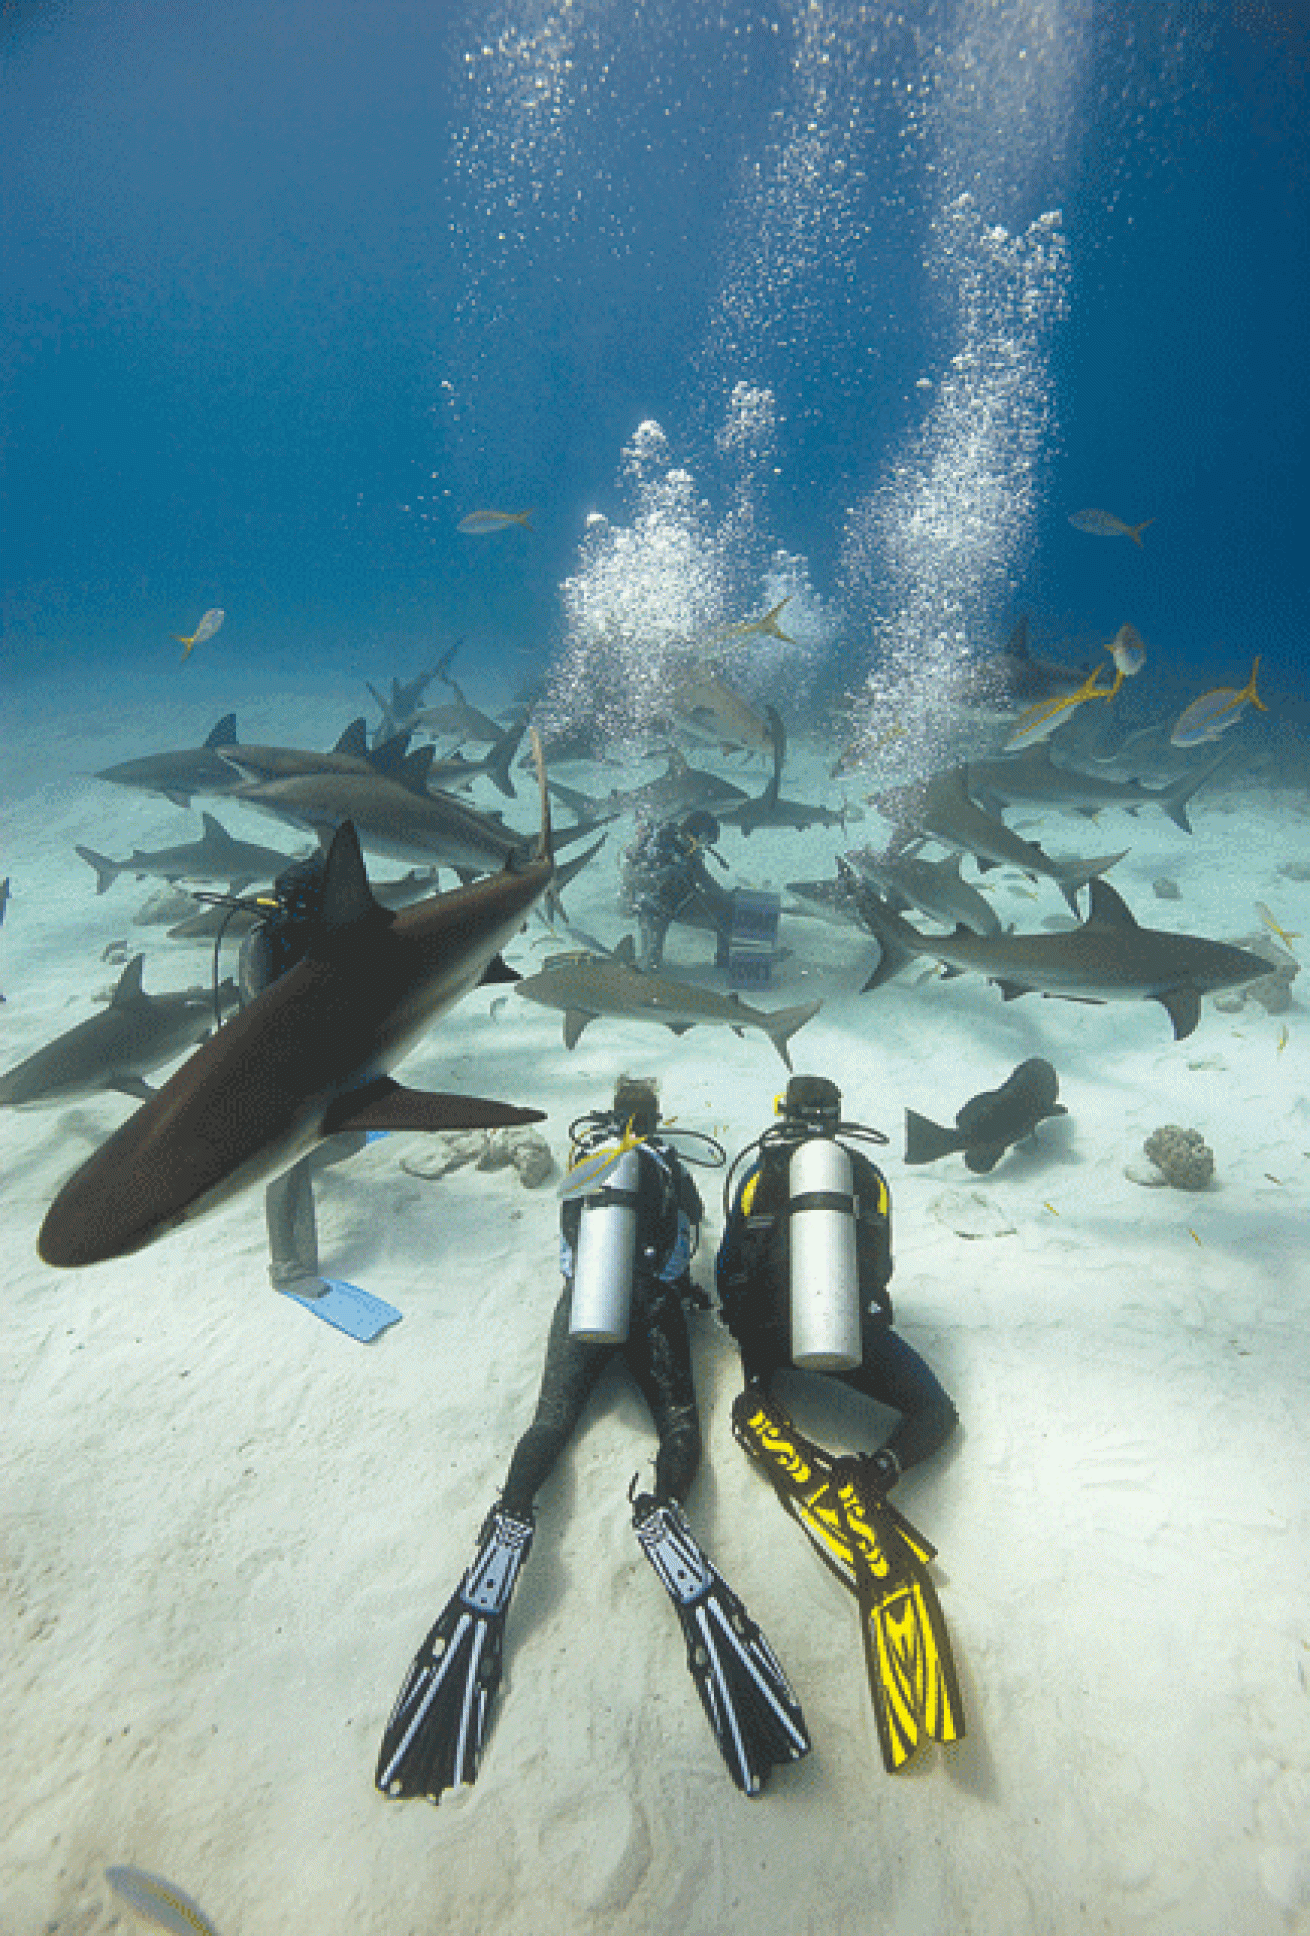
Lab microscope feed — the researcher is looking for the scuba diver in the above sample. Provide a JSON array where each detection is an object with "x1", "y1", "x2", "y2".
[
  {"x1": 620, "y1": 809, "x2": 735, "y2": 970},
  {"x1": 717, "y1": 1074, "x2": 964, "y2": 1773},
  {"x1": 375, "y1": 1074, "x2": 811, "y2": 1805}
]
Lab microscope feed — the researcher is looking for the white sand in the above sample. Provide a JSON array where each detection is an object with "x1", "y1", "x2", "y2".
[{"x1": 3, "y1": 673, "x2": 1308, "y2": 1936}]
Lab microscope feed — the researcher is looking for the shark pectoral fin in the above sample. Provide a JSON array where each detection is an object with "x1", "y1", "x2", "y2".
[
  {"x1": 105, "y1": 1075, "x2": 155, "y2": 1101},
  {"x1": 1158, "y1": 987, "x2": 1201, "y2": 1040},
  {"x1": 994, "y1": 980, "x2": 1033, "y2": 1001},
  {"x1": 612, "y1": 934, "x2": 638, "y2": 966},
  {"x1": 164, "y1": 790, "x2": 194, "y2": 810},
  {"x1": 479, "y1": 953, "x2": 520, "y2": 985},
  {"x1": 938, "y1": 965, "x2": 966, "y2": 981},
  {"x1": 563, "y1": 1009, "x2": 595, "y2": 1050},
  {"x1": 322, "y1": 1077, "x2": 545, "y2": 1135},
  {"x1": 974, "y1": 857, "x2": 1000, "y2": 873}
]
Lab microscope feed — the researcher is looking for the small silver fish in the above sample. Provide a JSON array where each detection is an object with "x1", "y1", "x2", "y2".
[
  {"x1": 1068, "y1": 508, "x2": 1155, "y2": 546},
  {"x1": 457, "y1": 509, "x2": 532, "y2": 535},
  {"x1": 1170, "y1": 657, "x2": 1267, "y2": 747}
]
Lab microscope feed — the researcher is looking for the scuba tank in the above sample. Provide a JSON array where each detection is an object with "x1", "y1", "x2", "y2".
[
  {"x1": 569, "y1": 1146, "x2": 642, "y2": 1344},
  {"x1": 786, "y1": 1136, "x2": 862, "y2": 1371}
]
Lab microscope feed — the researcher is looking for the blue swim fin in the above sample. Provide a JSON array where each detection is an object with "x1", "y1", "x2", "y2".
[{"x1": 281, "y1": 1277, "x2": 402, "y2": 1342}]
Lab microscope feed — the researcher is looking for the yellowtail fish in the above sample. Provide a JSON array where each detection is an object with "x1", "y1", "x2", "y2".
[
  {"x1": 457, "y1": 508, "x2": 532, "y2": 535},
  {"x1": 1275, "y1": 1024, "x2": 1289, "y2": 1053},
  {"x1": 1170, "y1": 657, "x2": 1267, "y2": 748},
  {"x1": 1257, "y1": 903, "x2": 1300, "y2": 954},
  {"x1": 174, "y1": 608, "x2": 224, "y2": 661},
  {"x1": 1109, "y1": 622, "x2": 1147, "y2": 677},
  {"x1": 709, "y1": 596, "x2": 795, "y2": 648},
  {"x1": 105, "y1": 1867, "x2": 222, "y2": 1936},
  {"x1": 1068, "y1": 508, "x2": 1155, "y2": 546},
  {"x1": 1003, "y1": 663, "x2": 1124, "y2": 752},
  {"x1": 831, "y1": 722, "x2": 904, "y2": 778},
  {"x1": 558, "y1": 1118, "x2": 645, "y2": 1199}
]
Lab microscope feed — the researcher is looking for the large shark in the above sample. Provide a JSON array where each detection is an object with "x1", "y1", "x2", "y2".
[
  {"x1": 873, "y1": 765, "x2": 1126, "y2": 913},
  {"x1": 947, "y1": 618, "x2": 1093, "y2": 721},
  {"x1": 37, "y1": 744, "x2": 558, "y2": 1268},
  {"x1": 513, "y1": 935, "x2": 822, "y2": 1068},
  {"x1": 1, "y1": 957, "x2": 238, "y2": 1106},
  {"x1": 844, "y1": 845, "x2": 1002, "y2": 936},
  {"x1": 548, "y1": 750, "x2": 749, "y2": 824},
  {"x1": 964, "y1": 740, "x2": 1237, "y2": 834},
  {"x1": 94, "y1": 714, "x2": 245, "y2": 809},
  {"x1": 844, "y1": 869, "x2": 1271, "y2": 1039},
  {"x1": 76, "y1": 814, "x2": 303, "y2": 896}
]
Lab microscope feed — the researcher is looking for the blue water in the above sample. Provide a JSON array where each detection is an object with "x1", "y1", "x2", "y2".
[{"x1": 2, "y1": 0, "x2": 1308, "y2": 708}]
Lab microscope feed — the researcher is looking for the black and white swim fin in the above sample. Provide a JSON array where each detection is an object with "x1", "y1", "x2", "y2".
[
  {"x1": 632, "y1": 1494, "x2": 811, "y2": 1795},
  {"x1": 375, "y1": 1505, "x2": 534, "y2": 1803}
]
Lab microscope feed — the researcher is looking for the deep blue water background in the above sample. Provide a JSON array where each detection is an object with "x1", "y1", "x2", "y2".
[{"x1": 2, "y1": 0, "x2": 1307, "y2": 711}]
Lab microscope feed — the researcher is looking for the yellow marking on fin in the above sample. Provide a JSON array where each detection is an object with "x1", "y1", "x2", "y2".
[{"x1": 1044, "y1": 1201, "x2": 1058, "y2": 1215}]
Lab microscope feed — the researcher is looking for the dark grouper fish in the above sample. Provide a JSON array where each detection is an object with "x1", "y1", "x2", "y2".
[
  {"x1": 38, "y1": 740, "x2": 558, "y2": 1269},
  {"x1": 904, "y1": 1058, "x2": 1067, "y2": 1172}
]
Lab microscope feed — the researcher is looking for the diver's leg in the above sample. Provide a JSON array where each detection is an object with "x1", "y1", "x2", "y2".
[
  {"x1": 623, "y1": 1278, "x2": 702, "y2": 1505},
  {"x1": 836, "y1": 1320, "x2": 959, "y2": 1476},
  {"x1": 265, "y1": 1132, "x2": 368, "y2": 1288},
  {"x1": 501, "y1": 1285, "x2": 614, "y2": 1515}
]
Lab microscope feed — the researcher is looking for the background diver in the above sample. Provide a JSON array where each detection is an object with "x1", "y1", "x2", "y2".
[
  {"x1": 716, "y1": 1073, "x2": 964, "y2": 1772},
  {"x1": 375, "y1": 1074, "x2": 812, "y2": 1803},
  {"x1": 620, "y1": 808, "x2": 736, "y2": 970}
]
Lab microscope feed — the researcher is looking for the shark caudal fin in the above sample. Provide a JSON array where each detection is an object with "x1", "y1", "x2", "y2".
[
  {"x1": 482, "y1": 713, "x2": 529, "y2": 799},
  {"x1": 904, "y1": 1109, "x2": 967, "y2": 1166},
  {"x1": 1050, "y1": 850, "x2": 1128, "y2": 915},
  {"x1": 1153, "y1": 739, "x2": 1243, "y2": 834},
  {"x1": 75, "y1": 845, "x2": 122, "y2": 896},
  {"x1": 839, "y1": 864, "x2": 927, "y2": 991},
  {"x1": 761, "y1": 998, "x2": 823, "y2": 1071}
]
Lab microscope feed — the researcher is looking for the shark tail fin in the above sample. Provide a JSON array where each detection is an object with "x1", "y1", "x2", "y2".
[
  {"x1": 904, "y1": 1109, "x2": 966, "y2": 1167},
  {"x1": 1051, "y1": 850, "x2": 1129, "y2": 916},
  {"x1": 1154, "y1": 739, "x2": 1242, "y2": 833},
  {"x1": 544, "y1": 834, "x2": 608, "y2": 920},
  {"x1": 762, "y1": 998, "x2": 823, "y2": 1073},
  {"x1": 840, "y1": 870, "x2": 924, "y2": 991},
  {"x1": 483, "y1": 714, "x2": 528, "y2": 799},
  {"x1": 75, "y1": 845, "x2": 121, "y2": 895}
]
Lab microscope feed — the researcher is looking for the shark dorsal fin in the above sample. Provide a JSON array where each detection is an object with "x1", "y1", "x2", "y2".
[
  {"x1": 1086, "y1": 879, "x2": 1138, "y2": 928},
  {"x1": 613, "y1": 934, "x2": 638, "y2": 966},
  {"x1": 333, "y1": 717, "x2": 370, "y2": 759},
  {"x1": 112, "y1": 955, "x2": 148, "y2": 1005},
  {"x1": 203, "y1": 713, "x2": 238, "y2": 749},
  {"x1": 321, "y1": 822, "x2": 380, "y2": 930},
  {"x1": 399, "y1": 744, "x2": 436, "y2": 791},
  {"x1": 200, "y1": 812, "x2": 236, "y2": 845}
]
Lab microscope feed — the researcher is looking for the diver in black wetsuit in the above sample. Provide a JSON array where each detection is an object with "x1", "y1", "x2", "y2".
[
  {"x1": 621, "y1": 809, "x2": 735, "y2": 969},
  {"x1": 716, "y1": 1074, "x2": 957, "y2": 1494},
  {"x1": 376, "y1": 1075, "x2": 812, "y2": 1806}
]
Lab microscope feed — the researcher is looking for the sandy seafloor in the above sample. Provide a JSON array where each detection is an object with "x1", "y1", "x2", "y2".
[{"x1": 3, "y1": 668, "x2": 1309, "y2": 1936}]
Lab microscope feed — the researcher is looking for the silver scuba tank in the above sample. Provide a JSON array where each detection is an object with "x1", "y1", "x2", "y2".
[
  {"x1": 569, "y1": 1146, "x2": 642, "y2": 1343},
  {"x1": 787, "y1": 1136, "x2": 862, "y2": 1370}
]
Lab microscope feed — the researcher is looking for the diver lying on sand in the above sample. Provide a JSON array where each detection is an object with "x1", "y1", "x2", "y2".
[
  {"x1": 375, "y1": 1075, "x2": 811, "y2": 1803},
  {"x1": 718, "y1": 1075, "x2": 964, "y2": 1773}
]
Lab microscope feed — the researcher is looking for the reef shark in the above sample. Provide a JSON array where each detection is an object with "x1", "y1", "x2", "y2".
[
  {"x1": 844, "y1": 869, "x2": 1271, "y2": 1039},
  {"x1": 719, "y1": 710, "x2": 850, "y2": 837},
  {"x1": 37, "y1": 742, "x2": 558, "y2": 1268},
  {"x1": 94, "y1": 714, "x2": 245, "y2": 809},
  {"x1": 1, "y1": 957, "x2": 238, "y2": 1106},
  {"x1": 513, "y1": 935, "x2": 822, "y2": 1068},
  {"x1": 964, "y1": 740, "x2": 1238, "y2": 834},
  {"x1": 548, "y1": 750, "x2": 749, "y2": 823},
  {"x1": 873, "y1": 765, "x2": 1126, "y2": 913},
  {"x1": 76, "y1": 814, "x2": 303, "y2": 896},
  {"x1": 947, "y1": 617, "x2": 1093, "y2": 721}
]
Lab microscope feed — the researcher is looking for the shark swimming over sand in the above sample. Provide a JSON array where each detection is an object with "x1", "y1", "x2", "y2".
[
  {"x1": 76, "y1": 815, "x2": 303, "y2": 896},
  {"x1": 844, "y1": 869, "x2": 1271, "y2": 1040},
  {"x1": 1, "y1": 958, "x2": 238, "y2": 1106},
  {"x1": 719, "y1": 710, "x2": 849, "y2": 837},
  {"x1": 963, "y1": 740, "x2": 1238, "y2": 834},
  {"x1": 94, "y1": 714, "x2": 245, "y2": 809},
  {"x1": 38, "y1": 741, "x2": 559, "y2": 1268},
  {"x1": 947, "y1": 618, "x2": 1093, "y2": 722},
  {"x1": 873, "y1": 765, "x2": 1126, "y2": 913},
  {"x1": 513, "y1": 935, "x2": 822, "y2": 1068}
]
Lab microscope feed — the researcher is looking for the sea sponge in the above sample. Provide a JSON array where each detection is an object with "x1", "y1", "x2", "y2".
[{"x1": 1142, "y1": 1125, "x2": 1215, "y2": 1191}]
